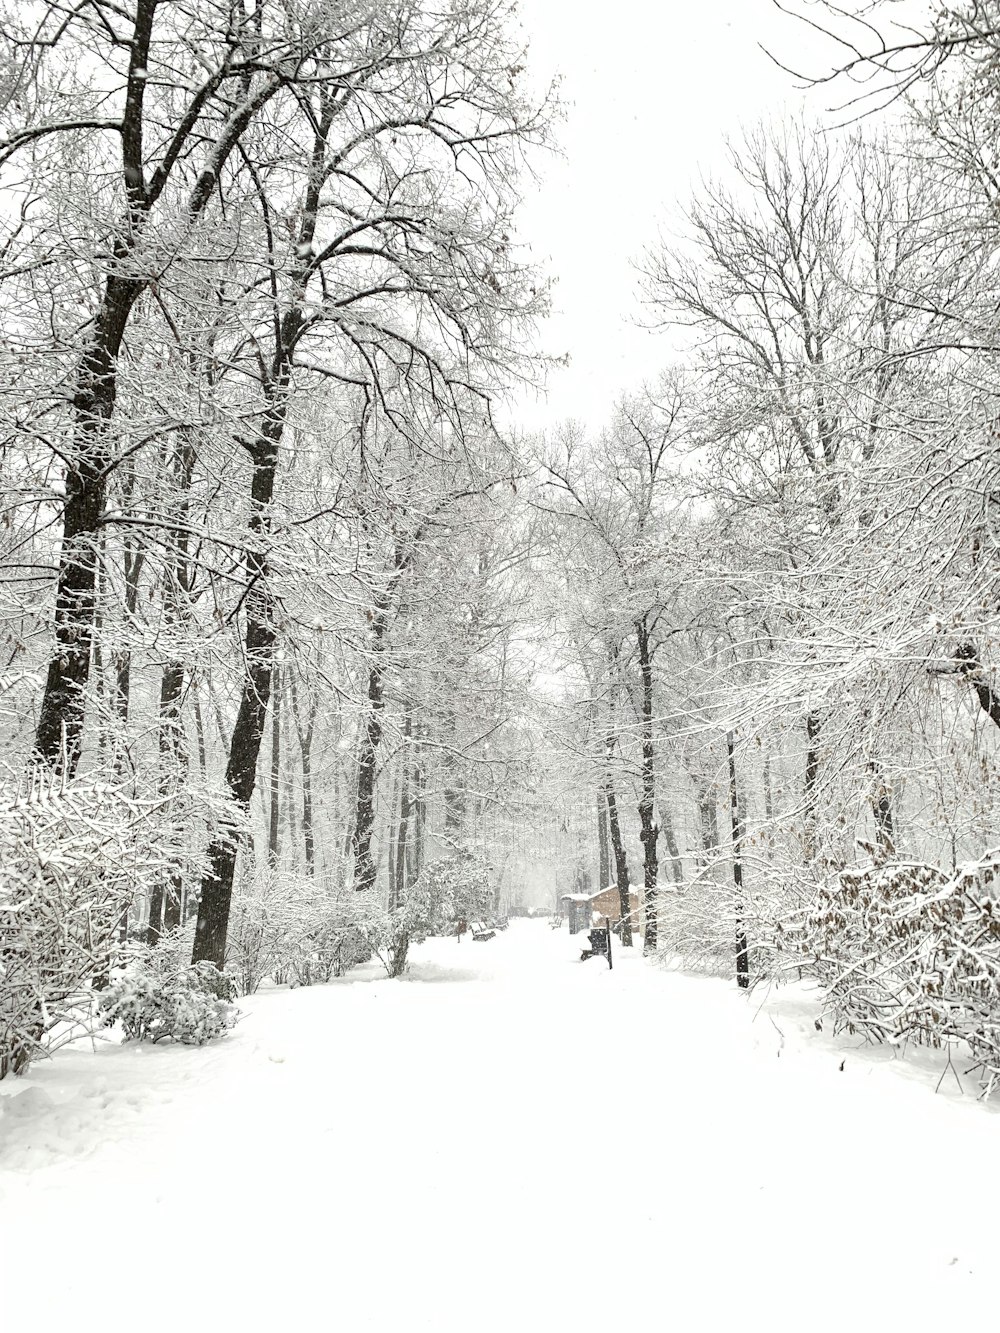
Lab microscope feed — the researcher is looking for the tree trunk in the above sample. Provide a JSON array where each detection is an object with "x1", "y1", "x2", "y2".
[
  {"x1": 443, "y1": 707, "x2": 464, "y2": 842},
  {"x1": 657, "y1": 802, "x2": 684, "y2": 884},
  {"x1": 597, "y1": 790, "x2": 610, "y2": 890},
  {"x1": 804, "y1": 711, "x2": 821, "y2": 862},
  {"x1": 192, "y1": 684, "x2": 208, "y2": 780},
  {"x1": 727, "y1": 733, "x2": 750, "y2": 989},
  {"x1": 111, "y1": 462, "x2": 145, "y2": 759},
  {"x1": 870, "y1": 760, "x2": 895, "y2": 856},
  {"x1": 192, "y1": 403, "x2": 283, "y2": 966},
  {"x1": 696, "y1": 780, "x2": 720, "y2": 869},
  {"x1": 956, "y1": 642, "x2": 1000, "y2": 730},
  {"x1": 289, "y1": 674, "x2": 317, "y2": 874},
  {"x1": 34, "y1": 276, "x2": 145, "y2": 772},
  {"x1": 352, "y1": 602, "x2": 390, "y2": 895},
  {"x1": 146, "y1": 658, "x2": 186, "y2": 944},
  {"x1": 604, "y1": 735, "x2": 633, "y2": 947},
  {"x1": 387, "y1": 763, "x2": 400, "y2": 902},
  {"x1": 268, "y1": 662, "x2": 281, "y2": 867},
  {"x1": 393, "y1": 708, "x2": 413, "y2": 911},
  {"x1": 411, "y1": 732, "x2": 426, "y2": 884},
  {"x1": 636, "y1": 619, "x2": 658, "y2": 953},
  {"x1": 156, "y1": 429, "x2": 197, "y2": 941}
]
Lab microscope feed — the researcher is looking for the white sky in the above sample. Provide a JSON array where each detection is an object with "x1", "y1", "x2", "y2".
[{"x1": 508, "y1": 0, "x2": 837, "y2": 432}]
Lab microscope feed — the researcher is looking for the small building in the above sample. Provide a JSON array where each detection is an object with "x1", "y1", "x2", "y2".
[
  {"x1": 559, "y1": 892, "x2": 595, "y2": 935},
  {"x1": 559, "y1": 887, "x2": 642, "y2": 936}
]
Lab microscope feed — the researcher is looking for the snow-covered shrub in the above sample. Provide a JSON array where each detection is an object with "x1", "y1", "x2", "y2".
[
  {"x1": 779, "y1": 852, "x2": 1000, "y2": 1095},
  {"x1": 369, "y1": 853, "x2": 494, "y2": 977},
  {"x1": 226, "y1": 869, "x2": 373, "y2": 995},
  {"x1": 98, "y1": 944, "x2": 237, "y2": 1044},
  {"x1": 654, "y1": 861, "x2": 799, "y2": 981},
  {"x1": 0, "y1": 774, "x2": 164, "y2": 1078}
]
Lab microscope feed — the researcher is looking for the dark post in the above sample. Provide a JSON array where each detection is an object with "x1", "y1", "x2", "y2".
[{"x1": 606, "y1": 916, "x2": 613, "y2": 971}]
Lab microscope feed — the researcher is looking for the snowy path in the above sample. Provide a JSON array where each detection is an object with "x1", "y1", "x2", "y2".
[{"x1": 1, "y1": 921, "x2": 998, "y2": 1332}]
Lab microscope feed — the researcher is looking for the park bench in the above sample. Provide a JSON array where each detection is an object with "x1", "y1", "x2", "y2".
[
  {"x1": 472, "y1": 929, "x2": 496, "y2": 942},
  {"x1": 579, "y1": 924, "x2": 613, "y2": 969}
]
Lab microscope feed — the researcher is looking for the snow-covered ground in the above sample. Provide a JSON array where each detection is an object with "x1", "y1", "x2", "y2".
[{"x1": 1, "y1": 920, "x2": 997, "y2": 1331}]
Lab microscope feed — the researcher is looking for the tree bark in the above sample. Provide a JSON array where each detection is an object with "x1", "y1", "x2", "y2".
[
  {"x1": 804, "y1": 712, "x2": 821, "y2": 862},
  {"x1": 268, "y1": 662, "x2": 281, "y2": 867},
  {"x1": 727, "y1": 733, "x2": 750, "y2": 989},
  {"x1": 870, "y1": 760, "x2": 895, "y2": 856},
  {"x1": 352, "y1": 606, "x2": 389, "y2": 896},
  {"x1": 289, "y1": 674, "x2": 316, "y2": 873},
  {"x1": 393, "y1": 708, "x2": 413, "y2": 911},
  {"x1": 636, "y1": 618, "x2": 658, "y2": 953},
  {"x1": 955, "y1": 643, "x2": 1000, "y2": 730},
  {"x1": 34, "y1": 276, "x2": 144, "y2": 772},
  {"x1": 192, "y1": 396, "x2": 284, "y2": 965},
  {"x1": 604, "y1": 735, "x2": 633, "y2": 947},
  {"x1": 657, "y1": 802, "x2": 684, "y2": 884},
  {"x1": 597, "y1": 790, "x2": 610, "y2": 890},
  {"x1": 147, "y1": 429, "x2": 196, "y2": 943}
]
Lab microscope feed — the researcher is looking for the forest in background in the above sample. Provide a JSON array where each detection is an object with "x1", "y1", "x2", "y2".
[{"x1": 5, "y1": 0, "x2": 1000, "y2": 1092}]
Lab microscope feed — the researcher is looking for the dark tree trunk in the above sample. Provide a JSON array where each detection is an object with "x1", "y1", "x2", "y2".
[
  {"x1": 289, "y1": 675, "x2": 316, "y2": 874},
  {"x1": 151, "y1": 430, "x2": 196, "y2": 943},
  {"x1": 727, "y1": 733, "x2": 749, "y2": 989},
  {"x1": 352, "y1": 618, "x2": 388, "y2": 895},
  {"x1": 804, "y1": 712, "x2": 821, "y2": 862},
  {"x1": 34, "y1": 277, "x2": 145, "y2": 772},
  {"x1": 301, "y1": 738, "x2": 314, "y2": 871},
  {"x1": 146, "y1": 658, "x2": 186, "y2": 945},
  {"x1": 190, "y1": 71, "x2": 342, "y2": 962},
  {"x1": 353, "y1": 547, "x2": 415, "y2": 894},
  {"x1": 387, "y1": 765, "x2": 399, "y2": 901},
  {"x1": 112, "y1": 462, "x2": 145, "y2": 757},
  {"x1": 192, "y1": 405, "x2": 283, "y2": 966},
  {"x1": 956, "y1": 642, "x2": 1000, "y2": 730},
  {"x1": 443, "y1": 707, "x2": 464, "y2": 841},
  {"x1": 604, "y1": 736, "x2": 633, "y2": 947},
  {"x1": 636, "y1": 619, "x2": 658, "y2": 954},
  {"x1": 695, "y1": 777, "x2": 720, "y2": 869},
  {"x1": 657, "y1": 802, "x2": 684, "y2": 884},
  {"x1": 411, "y1": 736, "x2": 426, "y2": 884},
  {"x1": 268, "y1": 662, "x2": 281, "y2": 867},
  {"x1": 393, "y1": 708, "x2": 413, "y2": 911},
  {"x1": 146, "y1": 883, "x2": 165, "y2": 945},
  {"x1": 870, "y1": 761, "x2": 895, "y2": 856},
  {"x1": 597, "y1": 790, "x2": 610, "y2": 890},
  {"x1": 192, "y1": 685, "x2": 207, "y2": 779}
]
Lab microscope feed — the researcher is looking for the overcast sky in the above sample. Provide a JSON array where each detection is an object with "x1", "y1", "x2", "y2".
[{"x1": 507, "y1": 0, "x2": 837, "y2": 431}]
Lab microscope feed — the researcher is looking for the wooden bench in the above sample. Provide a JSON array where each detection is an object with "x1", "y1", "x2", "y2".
[{"x1": 579, "y1": 925, "x2": 612, "y2": 969}]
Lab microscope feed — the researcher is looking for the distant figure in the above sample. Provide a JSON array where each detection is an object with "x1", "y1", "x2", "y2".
[{"x1": 456, "y1": 918, "x2": 467, "y2": 942}]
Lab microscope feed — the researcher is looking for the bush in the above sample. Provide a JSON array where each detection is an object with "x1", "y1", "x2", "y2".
[
  {"x1": 98, "y1": 945, "x2": 238, "y2": 1045},
  {"x1": 778, "y1": 851, "x2": 1000, "y2": 1096},
  {"x1": 653, "y1": 861, "x2": 797, "y2": 981},
  {"x1": 225, "y1": 869, "x2": 373, "y2": 995},
  {"x1": 0, "y1": 775, "x2": 169, "y2": 1078},
  {"x1": 368, "y1": 853, "x2": 494, "y2": 977}
]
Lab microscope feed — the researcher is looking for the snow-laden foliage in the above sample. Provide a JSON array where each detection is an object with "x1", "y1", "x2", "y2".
[
  {"x1": 778, "y1": 852, "x2": 1000, "y2": 1096},
  {"x1": 370, "y1": 852, "x2": 495, "y2": 977},
  {"x1": 0, "y1": 775, "x2": 167, "y2": 1078},
  {"x1": 225, "y1": 870, "x2": 373, "y2": 996},
  {"x1": 653, "y1": 868, "x2": 792, "y2": 980},
  {"x1": 99, "y1": 940, "x2": 238, "y2": 1045}
]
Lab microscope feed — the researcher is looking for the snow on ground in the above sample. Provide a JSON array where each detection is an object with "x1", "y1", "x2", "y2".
[{"x1": 1, "y1": 920, "x2": 997, "y2": 1331}]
